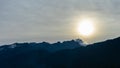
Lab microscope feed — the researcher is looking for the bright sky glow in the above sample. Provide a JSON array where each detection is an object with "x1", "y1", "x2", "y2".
[
  {"x1": 78, "y1": 19, "x2": 95, "y2": 36},
  {"x1": 0, "y1": 0, "x2": 120, "y2": 44}
]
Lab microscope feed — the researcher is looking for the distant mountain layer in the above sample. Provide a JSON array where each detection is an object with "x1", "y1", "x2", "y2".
[{"x1": 0, "y1": 37, "x2": 120, "y2": 68}]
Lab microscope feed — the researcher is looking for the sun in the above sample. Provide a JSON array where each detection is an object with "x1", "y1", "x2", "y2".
[{"x1": 78, "y1": 18, "x2": 95, "y2": 36}]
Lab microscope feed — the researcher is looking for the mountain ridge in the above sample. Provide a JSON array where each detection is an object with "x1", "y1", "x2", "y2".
[{"x1": 0, "y1": 37, "x2": 120, "y2": 68}]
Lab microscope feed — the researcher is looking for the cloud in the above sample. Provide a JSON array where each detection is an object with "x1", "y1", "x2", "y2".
[{"x1": 0, "y1": 0, "x2": 120, "y2": 44}]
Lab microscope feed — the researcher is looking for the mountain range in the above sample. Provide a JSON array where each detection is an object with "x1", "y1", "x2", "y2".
[{"x1": 0, "y1": 37, "x2": 120, "y2": 68}]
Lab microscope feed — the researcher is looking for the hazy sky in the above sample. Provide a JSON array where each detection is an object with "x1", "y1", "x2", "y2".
[{"x1": 0, "y1": 0, "x2": 120, "y2": 44}]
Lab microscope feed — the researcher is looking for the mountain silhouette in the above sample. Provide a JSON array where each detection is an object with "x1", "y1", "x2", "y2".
[{"x1": 0, "y1": 37, "x2": 120, "y2": 68}]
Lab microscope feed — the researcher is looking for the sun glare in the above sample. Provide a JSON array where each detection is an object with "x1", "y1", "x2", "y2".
[{"x1": 78, "y1": 19, "x2": 95, "y2": 36}]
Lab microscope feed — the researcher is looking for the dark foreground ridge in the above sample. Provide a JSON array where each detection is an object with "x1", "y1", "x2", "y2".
[{"x1": 0, "y1": 37, "x2": 120, "y2": 68}]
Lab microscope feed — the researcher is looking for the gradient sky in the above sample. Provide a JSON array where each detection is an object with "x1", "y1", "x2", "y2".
[{"x1": 0, "y1": 0, "x2": 120, "y2": 44}]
